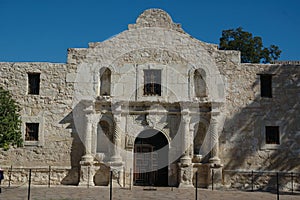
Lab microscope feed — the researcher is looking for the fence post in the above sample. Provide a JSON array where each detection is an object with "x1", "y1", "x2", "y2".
[
  {"x1": 276, "y1": 172, "x2": 279, "y2": 200},
  {"x1": 28, "y1": 169, "x2": 32, "y2": 200},
  {"x1": 48, "y1": 166, "x2": 51, "y2": 188},
  {"x1": 251, "y1": 170, "x2": 254, "y2": 192},
  {"x1": 123, "y1": 167, "x2": 125, "y2": 188},
  {"x1": 195, "y1": 171, "x2": 198, "y2": 200},
  {"x1": 130, "y1": 168, "x2": 132, "y2": 190},
  {"x1": 87, "y1": 166, "x2": 90, "y2": 188},
  {"x1": 291, "y1": 172, "x2": 293, "y2": 194},
  {"x1": 211, "y1": 169, "x2": 214, "y2": 191},
  {"x1": 8, "y1": 165, "x2": 12, "y2": 187},
  {"x1": 110, "y1": 171, "x2": 113, "y2": 200}
]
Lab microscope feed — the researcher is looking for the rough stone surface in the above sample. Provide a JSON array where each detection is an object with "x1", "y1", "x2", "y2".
[{"x1": 0, "y1": 9, "x2": 299, "y2": 190}]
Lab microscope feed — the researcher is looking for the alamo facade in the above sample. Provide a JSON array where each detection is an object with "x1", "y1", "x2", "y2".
[{"x1": 0, "y1": 9, "x2": 299, "y2": 189}]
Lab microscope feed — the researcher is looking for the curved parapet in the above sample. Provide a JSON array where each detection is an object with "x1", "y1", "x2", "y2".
[{"x1": 128, "y1": 9, "x2": 184, "y2": 33}]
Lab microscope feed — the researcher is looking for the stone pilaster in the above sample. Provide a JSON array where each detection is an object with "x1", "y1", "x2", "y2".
[
  {"x1": 179, "y1": 104, "x2": 193, "y2": 187},
  {"x1": 178, "y1": 164, "x2": 193, "y2": 187},
  {"x1": 81, "y1": 113, "x2": 93, "y2": 163},
  {"x1": 109, "y1": 103, "x2": 124, "y2": 187},
  {"x1": 111, "y1": 109, "x2": 122, "y2": 163},
  {"x1": 208, "y1": 112, "x2": 223, "y2": 188},
  {"x1": 109, "y1": 163, "x2": 124, "y2": 187},
  {"x1": 208, "y1": 115, "x2": 221, "y2": 166},
  {"x1": 180, "y1": 112, "x2": 192, "y2": 165},
  {"x1": 79, "y1": 164, "x2": 99, "y2": 187},
  {"x1": 79, "y1": 102, "x2": 101, "y2": 186},
  {"x1": 79, "y1": 101, "x2": 100, "y2": 186}
]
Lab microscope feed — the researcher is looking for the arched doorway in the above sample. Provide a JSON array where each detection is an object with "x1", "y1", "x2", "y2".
[{"x1": 134, "y1": 129, "x2": 169, "y2": 186}]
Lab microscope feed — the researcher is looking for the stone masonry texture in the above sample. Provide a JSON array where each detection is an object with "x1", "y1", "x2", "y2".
[{"x1": 0, "y1": 9, "x2": 299, "y2": 190}]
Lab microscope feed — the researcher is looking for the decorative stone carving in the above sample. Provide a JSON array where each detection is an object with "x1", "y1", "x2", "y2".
[
  {"x1": 79, "y1": 164, "x2": 99, "y2": 187},
  {"x1": 113, "y1": 48, "x2": 189, "y2": 67},
  {"x1": 81, "y1": 102, "x2": 101, "y2": 163},
  {"x1": 109, "y1": 163, "x2": 124, "y2": 188},
  {"x1": 208, "y1": 114, "x2": 222, "y2": 166},
  {"x1": 178, "y1": 164, "x2": 193, "y2": 187},
  {"x1": 125, "y1": 134, "x2": 134, "y2": 149},
  {"x1": 111, "y1": 103, "x2": 123, "y2": 163},
  {"x1": 178, "y1": 104, "x2": 194, "y2": 187},
  {"x1": 180, "y1": 104, "x2": 192, "y2": 166}
]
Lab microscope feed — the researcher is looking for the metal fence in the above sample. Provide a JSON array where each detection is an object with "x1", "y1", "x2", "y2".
[
  {"x1": 0, "y1": 166, "x2": 299, "y2": 200},
  {"x1": 222, "y1": 170, "x2": 300, "y2": 196}
]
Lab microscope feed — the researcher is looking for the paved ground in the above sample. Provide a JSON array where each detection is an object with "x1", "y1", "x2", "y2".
[{"x1": 0, "y1": 185, "x2": 299, "y2": 200}]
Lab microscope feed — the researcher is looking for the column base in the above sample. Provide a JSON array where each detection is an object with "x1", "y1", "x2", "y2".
[
  {"x1": 108, "y1": 161, "x2": 124, "y2": 188},
  {"x1": 81, "y1": 154, "x2": 94, "y2": 163},
  {"x1": 79, "y1": 162, "x2": 99, "y2": 187},
  {"x1": 110, "y1": 155, "x2": 122, "y2": 163},
  {"x1": 209, "y1": 165, "x2": 223, "y2": 189},
  {"x1": 178, "y1": 162, "x2": 193, "y2": 188},
  {"x1": 180, "y1": 155, "x2": 192, "y2": 167},
  {"x1": 209, "y1": 156, "x2": 223, "y2": 167},
  {"x1": 193, "y1": 163, "x2": 211, "y2": 188}
]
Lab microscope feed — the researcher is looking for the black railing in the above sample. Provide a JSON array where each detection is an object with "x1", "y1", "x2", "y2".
[{"x1": 223, "y1": 170, "x2": 300, "y2": 194}]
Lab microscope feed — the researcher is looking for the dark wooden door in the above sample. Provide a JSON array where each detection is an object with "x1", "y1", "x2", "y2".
[{"x1": 134, "y1": 144, "x2": 158, "y2": 185}]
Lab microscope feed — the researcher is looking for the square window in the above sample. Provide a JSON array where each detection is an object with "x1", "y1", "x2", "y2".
[
  {"x1": 25, "y1": 123, "x2": 39, "y2": 141},
  {"x1": 260, "y1": 74, "x2": 272, "y2": 98},
  {"x1": 265, "y1": 126, "x2": 280, "y2": 144},
  {"x1": 144, "y1": 70, "x2": 161, "y2": 96},
  {"x1": 28, "y1": 73, "x2": 40, "y2": 95}
]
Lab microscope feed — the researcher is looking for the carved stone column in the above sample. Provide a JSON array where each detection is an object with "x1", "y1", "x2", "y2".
[
  {"x1": 179, "y1": 104, "x2": 193, "y2": 187},
  {"x1": 208, "y1": 114, "x2": 221, "y2": 165},
  {"x1": 111, "y1": 112, "x2": 122, "y2": 163},
  {"x1": 180, "y1": 112, "x2": 192, "y2": 165},
  {"x1": 208, "y1": 112, "x2": 223, "y2": 189},
  {"x1": 79, "y1": 110, "x2": 100, "y2": 186},
  {"x1": 81, "y1": 112, "x2": 95, "y2": 162},
  {"x1": 109, "y1": 103, "x2": 123, "y2": 187}
]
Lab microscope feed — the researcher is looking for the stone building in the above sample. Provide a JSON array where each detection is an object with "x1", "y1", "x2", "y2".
[{"x1": 0, "y1": 9, "x2": 299, "y2": 189}]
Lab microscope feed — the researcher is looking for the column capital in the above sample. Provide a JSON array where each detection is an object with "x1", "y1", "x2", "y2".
[
  {"x1": 86, "y1": 113, "x2": 101, "y2": 125},
  {"x1": 211, "y1": 101, "x2": 224, "y2": 114},
  {"x1": 180, "y1": 102, "x2": 191, "y2": 112},
  {"x1": 210, "y1": 115, "x2": 219, "y2": 124},
  {"x1": 82, "y1": 99, "x2": 95, "y2": 114},
  {"x1": 112, "y1": 102, "x2": 122, "y2": 112},
  {"x1": 182, "y1": 114, "x2": 191, "y2": 124}
]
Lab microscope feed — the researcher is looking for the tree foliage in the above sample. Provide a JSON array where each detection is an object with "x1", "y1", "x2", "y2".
[
  {"x1": 0, "y1": 87, "x2": 22, "y2": 150},
  {"x1": 219, "y1": 27, "x2": 281, "y2": 63}
]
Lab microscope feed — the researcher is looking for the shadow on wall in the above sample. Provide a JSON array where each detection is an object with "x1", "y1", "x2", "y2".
[
  {"x1": 221, "y1": 64, "x2": 300, "y2": 190},
  {"x1": 59, "y1": 103, "x2": 85, "y2": 185}
]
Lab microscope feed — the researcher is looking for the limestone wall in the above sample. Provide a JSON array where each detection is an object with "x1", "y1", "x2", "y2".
[
  {"x1": 72, "y1": 28, "x2": 225, "y2": 104},
  {"x1": 0, "y1": 166, "x2": 74, "y2": 186},
  {"x1": 0, "y1": 62, "x2": 81, "y2": 185},
  {"x1": 217, "y1": 60, "x2": 300, "y2": 186},
  {"x1": 0, "y1": 8, "x2": 299, "y2": 188}
]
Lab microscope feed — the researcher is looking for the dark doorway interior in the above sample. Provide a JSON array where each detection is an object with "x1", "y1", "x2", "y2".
[{"x1": 134, "y1": 130, "x2": 168, "y2": 186}]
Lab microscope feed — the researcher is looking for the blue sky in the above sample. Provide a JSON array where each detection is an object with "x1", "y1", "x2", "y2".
[{"x1": 0, "y1": 0, "x2": 299, "y2": 63}]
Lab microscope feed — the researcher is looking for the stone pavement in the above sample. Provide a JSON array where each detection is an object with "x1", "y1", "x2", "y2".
[{"x1": 0, "y1": 185, "x2": 299, "y2": 200}]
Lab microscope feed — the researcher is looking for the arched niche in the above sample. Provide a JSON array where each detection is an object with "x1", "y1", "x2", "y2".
[
  {"x1": 97, "y1": 119, "x2": 113, "y2": 159},
  {"x1": 194, "y1": 68, "x2": 207, "y2": 98},
  {"x1": 100, "y1": 67, "x2": 111, "y2": 96}
]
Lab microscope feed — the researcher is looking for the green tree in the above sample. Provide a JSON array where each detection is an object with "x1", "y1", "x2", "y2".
[
  {"x1": 0, "y1": 87, "x2": 22, "y2": 150},
  {"x1": 219, "y1": 27, "x2": 281, "y2": 63}
]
